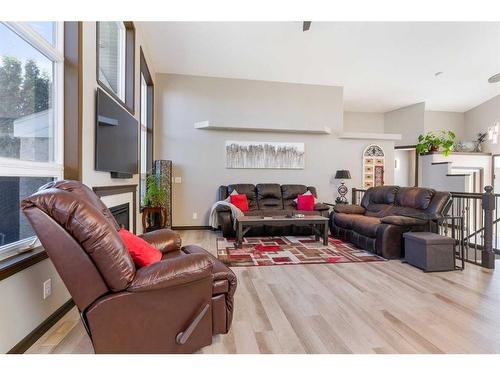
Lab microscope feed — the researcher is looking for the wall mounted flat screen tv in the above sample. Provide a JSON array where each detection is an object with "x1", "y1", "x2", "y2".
[{"x1": 95, "y1": 88, "x2": 138, "y2": 176}]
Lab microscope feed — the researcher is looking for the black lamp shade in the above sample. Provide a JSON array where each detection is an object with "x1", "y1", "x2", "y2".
[{"x1": 335, "y1": 170, "x2": 351, "y2": 179}]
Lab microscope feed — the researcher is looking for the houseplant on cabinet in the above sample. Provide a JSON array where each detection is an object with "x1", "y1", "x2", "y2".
[
  {"x1": 142, "y1": 174, "x2": 168, "y2": 232},
  {"x1": 416, "y1": 130, "x2": 456, "y2": 156}
]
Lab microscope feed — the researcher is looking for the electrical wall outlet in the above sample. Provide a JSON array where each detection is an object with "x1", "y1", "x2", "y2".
[
  {"x1": 43, "y1": 279, "x2": 52, "y2": 300},
  {"x1": 192, "y1": 212, "x2": 198, "y2": 220}
]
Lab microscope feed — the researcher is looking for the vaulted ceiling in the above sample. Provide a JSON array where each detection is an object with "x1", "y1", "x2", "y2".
[{"x1": 139, "y1": 22, "x2": 500, "y2": 113}]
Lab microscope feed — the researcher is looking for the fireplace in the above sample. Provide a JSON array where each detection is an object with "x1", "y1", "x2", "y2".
[
  {"x1": 109, "y1": 203, "x2": 130, "y2": 230},
  {"x1": 93, "y1": 184, "x2": 137, "y2": 233}
]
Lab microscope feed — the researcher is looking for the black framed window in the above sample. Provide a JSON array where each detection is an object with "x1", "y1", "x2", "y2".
[
  {"x1": 139, "y1": 48, "x2": 154, "y2": 207},
  {"x1": 96, "y1": 21, "x2": 135, "y2": 113}
]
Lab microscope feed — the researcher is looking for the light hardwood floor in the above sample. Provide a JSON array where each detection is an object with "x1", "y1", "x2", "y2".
[{"x1": 26, "y1": 230, "x2": 500, "y2": 354}]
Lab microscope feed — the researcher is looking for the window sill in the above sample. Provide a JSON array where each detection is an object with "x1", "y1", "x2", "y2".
[{"x1": 0, "y1": 247, "x2": 48, "y2": 282}]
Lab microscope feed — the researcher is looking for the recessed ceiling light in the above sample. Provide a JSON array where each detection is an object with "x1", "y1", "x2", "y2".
[
  {"x1": 488, "y1": 73, "x2": 500, "y2": 83},
  {"x1": 434, "y1": 71, "x2": 444, "y2": 77}
]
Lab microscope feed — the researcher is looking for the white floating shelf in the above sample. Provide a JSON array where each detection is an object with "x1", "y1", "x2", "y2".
[
  {"x1": 194, "y1": 121, "x2": 332, "y2": 135},
  {"x1": 337, "y1": 132, "x2": 402, "y2": 141}
]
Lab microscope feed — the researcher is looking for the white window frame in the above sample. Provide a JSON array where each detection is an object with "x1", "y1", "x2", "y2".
[
  {"x1": 117, "y1": 22, "x2": 127, "y2": 101},
  {"x1": 98, "y1": 21, "x2": 126, "y2": 102},
  {"x1": 0, "y1": 21, "x2": 64, "y2": 259}
]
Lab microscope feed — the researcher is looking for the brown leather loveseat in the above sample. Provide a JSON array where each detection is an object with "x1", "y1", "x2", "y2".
[
  {"x1": 329, "y1": 186, "x2": 451, "y2": 259},
  {"x1": 216, "y1": 183, "x2": 330, "y2": 237},
  {"x1": 22, "y1": 180, "x2": 237, "y2": 354}
]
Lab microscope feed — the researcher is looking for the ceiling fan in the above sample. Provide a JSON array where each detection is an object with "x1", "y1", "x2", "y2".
[{"x1": 303, "y1": 21, "x2": 311, "y2": 32}]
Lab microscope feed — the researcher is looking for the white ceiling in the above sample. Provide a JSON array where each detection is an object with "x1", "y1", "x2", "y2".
[{"x1": 138, "y1": 22, "x2": 500, "y2": 113}]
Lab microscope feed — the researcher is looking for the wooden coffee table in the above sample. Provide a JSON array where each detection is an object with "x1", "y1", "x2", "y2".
[{"x1": 235, "y1": 215, "x2": 329, "y2": 248}]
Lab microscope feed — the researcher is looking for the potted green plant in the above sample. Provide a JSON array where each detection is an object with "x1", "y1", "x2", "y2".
[
  {"x1": 142, "y1": 174, "x2": 168, "y2": 231},
  {"x1": 143, "y1": 174, "x2": 167, "y2": 208},
  {"x1": 416, "y1": 130, "x2": 456, "y2": 156}
]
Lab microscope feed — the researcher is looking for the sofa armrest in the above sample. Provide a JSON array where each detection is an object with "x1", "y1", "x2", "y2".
[
  {"x1": 334, "y1": 204, "x2": 366, "y2": 215},
  {"x1": 182, "y1": 244, "x2": 238, "y2": 298},
  {"x1": 216, "y1": 209, "x2": 234, "y2": 237},
  {"x1": 380, "y1": 215, "x2": 428, "y2": 227},
  {"x1": 139, "y1": 228, "x2": 182, "y2": 253},
  {"x1": 213, "y1": 266, "x2": 238, "y2": 291},
  {"x1": 314, "y1": 203, "x2": 330, "y2": 211},
  {"x1": 127, "y1": 254, "x2": 213, "y2": 292},
  {"x1": 216, "y1": 204, "x2": 231, "y2": 212},
  {"x1": 426, "y1": 213, "x2": 443, "y2": 222}
]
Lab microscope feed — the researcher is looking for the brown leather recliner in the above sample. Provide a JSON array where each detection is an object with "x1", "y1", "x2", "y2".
[
  {"x1": 329, "y1": 186, "x2": 451, "y2": 259},
  {"x1": 21, "y1": 180, "x2": 237, "y2": 354}
]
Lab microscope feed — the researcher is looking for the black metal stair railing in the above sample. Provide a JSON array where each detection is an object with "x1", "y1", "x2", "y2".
[{"x1": 350, "y1": 187, "x2": 496, "y2": 269}]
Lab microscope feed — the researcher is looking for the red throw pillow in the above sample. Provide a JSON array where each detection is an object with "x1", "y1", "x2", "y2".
[
  {"x1": 230, "y1": 194, "x2": 249, "y2": 212},
  {"x1": 119, "y1": 229, "x2": 162, "y2": 268},
  {"x1": 297, "y1": 194, "x2": 315, "y2": 211}
]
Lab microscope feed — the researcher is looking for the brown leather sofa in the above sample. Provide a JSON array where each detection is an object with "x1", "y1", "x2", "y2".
[
  {"x1": 329, "y1": 186, "x2": 451, "y2": 259},
  {"x1": 216, "y1": 183, "x2": 330, "y2": 237},
  {"x1": 21, "y1": 180, "x2": 237, "y2": 354}
]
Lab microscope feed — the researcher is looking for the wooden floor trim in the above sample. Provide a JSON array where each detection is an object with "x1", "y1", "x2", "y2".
[
  {"x1": 172, "y1": 225, "x2": 212, "y2": 230},
  {"x1": 7, "y1": 299, "x2": 75, "y2": 354}
]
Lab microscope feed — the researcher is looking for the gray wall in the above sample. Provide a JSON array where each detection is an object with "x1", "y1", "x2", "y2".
[
  {"x1": 343, "y1": 111, "x2": 385, "y2": 133},
  {"x1": 0, "y1": 260, "x2": 70, "y2": 353},
  {"x1": 464, "y1": 94, "x2": 500, "y2": 153},
  {"x1": 155, "y1": 74, "x2": 395, "y2": 226},
  {"x1": 384, "y1": 102, "x2": 425, "y2": 146},
  {"x1": 425, "y1": 110, "x2": 465, "y2": 140}
]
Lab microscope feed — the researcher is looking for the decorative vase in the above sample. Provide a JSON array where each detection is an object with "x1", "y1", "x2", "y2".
[{"x1": 455, "y1": 141, "x2": 475, "y2": 152}]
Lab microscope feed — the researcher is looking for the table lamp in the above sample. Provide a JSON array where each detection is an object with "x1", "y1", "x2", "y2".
[{"x1": 334, "y1": 169, "x2": 351, "y2": 204}]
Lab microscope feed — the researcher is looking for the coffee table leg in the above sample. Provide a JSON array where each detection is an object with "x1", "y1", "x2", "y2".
[
  {"x1": 323, "y1": 223, "x2": 328, "y2": 245},
  {"x1": 314, "y1": 224, "x2": 320, "y2": 241}
]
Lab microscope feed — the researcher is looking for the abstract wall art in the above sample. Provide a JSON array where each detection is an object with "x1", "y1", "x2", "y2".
[{"x1": 225, "y1": 141, "x2": 305, "y2": 169}]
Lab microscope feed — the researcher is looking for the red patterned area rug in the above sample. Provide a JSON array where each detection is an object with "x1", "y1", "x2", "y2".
[{"x1": 216, "y1": 236, "x2": 385, "y2": 267}]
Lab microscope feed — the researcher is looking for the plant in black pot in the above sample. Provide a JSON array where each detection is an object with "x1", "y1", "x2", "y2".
[
  {"x1": 416, "y1": 130, "x2": 456, "y2": 156},
  {"x1": 142, "y1": 174, "x2": 168, "y2": 232}
]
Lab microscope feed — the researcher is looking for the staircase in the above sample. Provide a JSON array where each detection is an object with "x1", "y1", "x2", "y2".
[{"x1": 419, "y1": 152, "x2": 491, "y2": 193}]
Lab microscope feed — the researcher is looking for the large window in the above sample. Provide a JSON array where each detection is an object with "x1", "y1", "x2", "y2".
[
  {"x1": 0, "y1": 22, "x2": 64, "y2": 259},
  {"x1": 98, "y1": 22, "x2": 126, "y2": 101},
  {"x1": 139, "y1": 48, "x2": 154, "y2": 206},
  {"x1": 97, "y1": 22, "x2": 135, "y2": 113}
]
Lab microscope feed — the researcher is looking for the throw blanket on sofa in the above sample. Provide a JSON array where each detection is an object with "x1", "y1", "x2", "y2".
[{"x1": 209, "y1": 201, "x2": 243, "y2": 230}]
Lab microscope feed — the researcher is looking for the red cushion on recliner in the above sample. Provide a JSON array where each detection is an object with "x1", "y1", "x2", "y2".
[
  {"x1": 297, "y1": 194, "x2": 315, "y2": 211},
  {"x1": 119, "y1": 229, "x2": 162, "y2": 268},
  {"x1": 230, "y1": 194, "x2": 249, "y2": 212}
]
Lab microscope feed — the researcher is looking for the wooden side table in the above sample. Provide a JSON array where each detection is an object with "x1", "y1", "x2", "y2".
[{"x1": 142, "y1": 207, "x2": 167, "y2": 233}]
